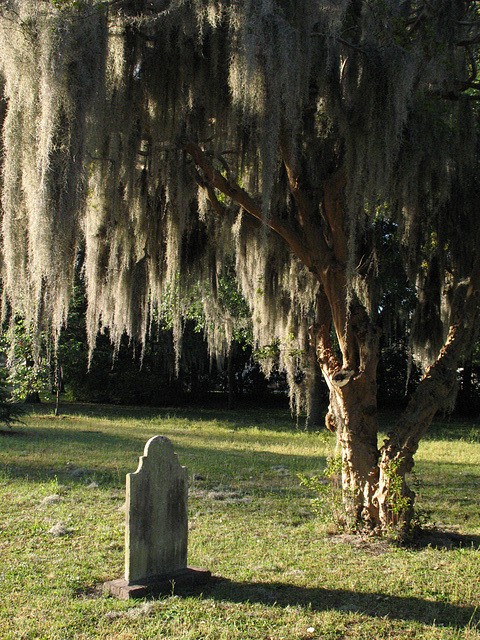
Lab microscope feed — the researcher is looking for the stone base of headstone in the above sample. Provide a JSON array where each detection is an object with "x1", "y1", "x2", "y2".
[{"x1": 103, "y1": 567, "x2": 211, "y2": 600}]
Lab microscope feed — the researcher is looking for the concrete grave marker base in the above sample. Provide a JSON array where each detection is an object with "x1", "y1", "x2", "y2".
[
  {"x1": 103, "y1": 435, "x2": 210, "y2": 599},
  {"x1": 103, "y1": 567, "x2": 211, "y2": 600}
]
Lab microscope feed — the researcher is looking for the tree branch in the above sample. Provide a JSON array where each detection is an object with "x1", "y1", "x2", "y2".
[
  {"x1": 381, "y1": 253, "x2": 480, "y2": 473},
  {"x1": 278, "y1": 130, "x2": 366, "y2": 370},
  {"x1": 278, "y1": 130, "x2": 336, "y2": 270},
  {"x1": 183, "y1": 140, "x2": 314, "y2": 268}
]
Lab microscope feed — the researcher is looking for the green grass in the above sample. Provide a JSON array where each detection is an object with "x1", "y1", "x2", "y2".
[{"x1": 0, "y1": 403, "x2": 479, "y2": 639}]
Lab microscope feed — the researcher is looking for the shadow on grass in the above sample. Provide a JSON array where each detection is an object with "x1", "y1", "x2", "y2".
[
  {"x1": 0, "y1": 425, "x2": 144, "y2": 474},
  {"x1": 202, "y1": 577, "x2": 480, "y2": 629},
  {"x1": 409, "y1": 527, "x2": 480, "y2": 550},
  {"x1": 24, "y1": 401, "x2": 301, "y2": 432},
  {"x1": 0, "y1": 428, "x2": 26, "y2": 437},
  {"x1": 0, "y1": 421, "x2": 325, "y2": 487},
  {"x1": 21, "y1": 401, "x2": 480, "y2": 438}
]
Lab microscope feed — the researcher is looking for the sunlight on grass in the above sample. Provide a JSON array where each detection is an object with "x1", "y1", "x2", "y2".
[{"x1": 0, "y1": 404, "x2": 479, "y2": 639}]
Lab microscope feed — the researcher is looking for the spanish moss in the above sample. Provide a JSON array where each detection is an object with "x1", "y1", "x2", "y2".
[{"x1": 0, "y1": 0, "x2": 478, "y2": 414}]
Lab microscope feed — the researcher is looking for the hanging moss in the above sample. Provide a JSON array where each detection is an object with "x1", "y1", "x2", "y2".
[{"x1": 0, "y1": 0, "x2": 478, "y2": 412}]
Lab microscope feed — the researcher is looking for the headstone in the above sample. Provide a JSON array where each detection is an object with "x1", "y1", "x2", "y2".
[
  {"x1": 104, "y1": 436, "x2": 210, "y2": 599},
  {"x1": 126, "y1": 436, "x2": 188, "y2": 582}
]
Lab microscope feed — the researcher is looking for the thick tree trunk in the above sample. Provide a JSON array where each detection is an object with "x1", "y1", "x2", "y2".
[
  {"x1": 310, "y1": 286, "x2": 479, "y2": 534},
  {"x1": 310, "y1": 305, "x2": 381, "y2": 530},
  {"x1": 311, "y1": 174, "x2": 480, "y2": 533},
  {"x1": 332, "y1": 377, "x2": 380, "y2": 528},
  {"x1": 311, "y1": 305, "x2": 477, "y2": 533},
  {"x1": 306, "y1": 170, "x2": 382, "y2": 530}
]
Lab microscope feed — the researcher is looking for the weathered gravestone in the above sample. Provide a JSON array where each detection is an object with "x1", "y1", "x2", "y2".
[{"x1": 104, "y1": 435, "x2": 210, "y2": 599}]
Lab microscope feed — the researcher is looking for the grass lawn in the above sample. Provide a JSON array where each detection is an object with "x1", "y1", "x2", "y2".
[{"x1": 0, "y1": 403, "x2": 479, "y2": 639}]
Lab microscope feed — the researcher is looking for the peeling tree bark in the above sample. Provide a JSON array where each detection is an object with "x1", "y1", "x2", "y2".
[{"x1": 309, "y1": 291, "x2": 380, "y2": 528}]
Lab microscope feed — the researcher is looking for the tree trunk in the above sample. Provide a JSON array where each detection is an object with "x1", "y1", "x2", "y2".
[
  {"x1": 227, "y1": 342, "x2": 236, "y2": 410},
  {"x1": 310, "y1": 307, "x2": 381, "y2": 530},
  {"x1": 310, "y1": 280, "x2": 480, "y2": 534},
  {"x1": 332, "y1": 377, "x2": 380, "y2": 528},
  {"x1": 311, "y1": 307, "x2": 478, "y2": 533},
  {"x1": 309, "y1": 173, "x2": 479, "y2": 535},
  {"x1": 305, "y1": 168, "x2": 383, "y2": 530}
]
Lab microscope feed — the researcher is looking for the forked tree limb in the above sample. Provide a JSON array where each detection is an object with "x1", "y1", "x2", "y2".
[
  {"x1": 381, "y1": 246, "x2": 480, "y2": 474},
  {"x1": 183, "y1": 140, "x2": 313, "y2": 269}
]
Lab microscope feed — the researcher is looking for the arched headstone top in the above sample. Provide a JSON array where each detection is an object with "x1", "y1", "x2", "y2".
[{"x1": 132, "y1": 435, "x2": 181, "y2": 475}]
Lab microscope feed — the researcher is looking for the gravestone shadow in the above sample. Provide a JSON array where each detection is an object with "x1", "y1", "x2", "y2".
[{"x1": 198, "y1": 577, "x2": 480, "y2": 629}]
